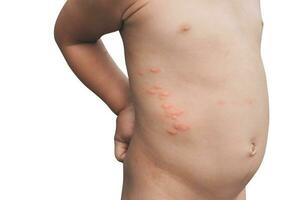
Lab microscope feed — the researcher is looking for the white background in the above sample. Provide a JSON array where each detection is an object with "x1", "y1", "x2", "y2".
[{"x1": 0, "y1": 1, "x2": 299, "y2": 199}]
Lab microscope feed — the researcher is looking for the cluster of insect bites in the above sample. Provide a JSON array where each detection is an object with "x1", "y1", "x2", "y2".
[
  {"x1": 137, "y1": 67, "x2": 190, "y2": 136},
  {"x1": 135, "y1": 66, "x2": 258, "y2": 156}
]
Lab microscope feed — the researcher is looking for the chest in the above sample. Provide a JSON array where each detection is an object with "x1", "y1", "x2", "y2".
[{"x1": 122, "y1": 0, "x2": 260, "y2": 36}]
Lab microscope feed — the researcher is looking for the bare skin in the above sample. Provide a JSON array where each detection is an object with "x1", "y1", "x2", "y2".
[{"x1": 55, "y1": 0, "x2": 269, "y2": 199}]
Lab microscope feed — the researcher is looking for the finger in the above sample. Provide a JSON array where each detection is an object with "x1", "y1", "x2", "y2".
[{"x1": 114, "y1": 139, "x2": 128, "y2": 162}]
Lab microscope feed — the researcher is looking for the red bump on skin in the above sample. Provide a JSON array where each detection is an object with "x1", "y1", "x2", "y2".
[
  {"x1": 166, "y1": 128, "x2": 178, "y2": 135},
  {"x1": 145, "y1": 88, "x2": 157, "y2": 95},
  {"x1": 137, "y1": 69, "x2": 144, "y2": 76},
  {"x1": 150, "y1": 85, "x2": 162, "y2": 91},
  {"x1": 161, "y1": 103, "x2": 173, "y2": 109},
  {"x1": 153, "y1": 85, "x2": 162, "y2": 90},
  {"x1": 171, "y1": 115, "x2": 178, "y2": 120},
  {"x1": 217, "y1": 100, "x2": 226, "y2": 106},
  {"x1": 149, "y1": 67, "x2": 161, "y2": 73},
  {"x1": 168, "y1": 108, "x2": 184, "y2": 116},
  {"x1": 173, "y1": 123, "x2": 190, "y2": 132},
  {"x1": 159, "y1": 91, "x2": 170, "y2": 98},
  {"x1": 164, "y1": 109, "x2": 184, "y2": 120},
  {"x1": 164, "y1": 113, "x2": 176, "y2": 120}
]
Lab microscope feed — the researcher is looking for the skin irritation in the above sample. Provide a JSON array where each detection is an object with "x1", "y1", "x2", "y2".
[
  {"x1": 146, "y1": 88, "x2": 157, "y2": 95},
  {"x1": 164, "y1": 107, "x2": 184, "y2": 119},
  {"x1": 173, "y1": 122, "x2": 190, "y2": 131},
  {"x1": 158, "y1": 91, "x2": 170, "y2": 99},
  {"x1": 153, "y1": 85, "x2": 162, "y2": 90},
  {"x1": 140, "y1": 67, "x2": 191, "y2": 135},
  {"x1": 166, "y1": 122, "x2": 190, "y2": 135},
  {"x1": 161, "y1": 103, "x2": 173, "y2": 109},
  {"x1": 145, "y1": 85, "x2": 165, "y2": 96},
  {"x1": 137, "y1": 69, "x2": 145, "y2": 76},
  {"x1": 145, "y1": 86, "x2": 171, "y2": 100},
  {"x1": 149, "y1": 67, "x2": 161, "y2": 74},
  {"x1": 166, "y1": 128, "x2": 178, "y2": 135},
  {"x1": 216, "y1": 100, "x2": 226, "y2": 106}
]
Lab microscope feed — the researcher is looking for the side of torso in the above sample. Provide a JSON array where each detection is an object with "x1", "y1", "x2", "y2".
[{"x1": 120, "y1": 0, "x2": 268, "y2": 194}]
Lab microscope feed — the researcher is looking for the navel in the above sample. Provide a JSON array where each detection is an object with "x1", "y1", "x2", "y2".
[{"x1": 249, "y1": 142, "x2": 257, "y2": 157}]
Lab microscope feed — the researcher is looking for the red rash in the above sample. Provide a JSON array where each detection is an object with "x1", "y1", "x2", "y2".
[
  {"x1": 146, "y1": 88, "x2": 157, "y2": 95},
  {"x1": 149, "y1": 67, "x2": 161, "y2": 73},
  {"x1": 137, "y1": 69, "x2": 145, "y2": 76},
  {"x1": 166, "y1": 128, "x2": 178, "y2": 135},
  {"x1": 159, "y1": 91, "x2": 170, "y2": 99},
  {"x1": 173, "y1": 122, "x2": 190, "y2": 132},
  {"x1": 161, "y1": 103, "x2": 173, "y2": 109},
  {"x1": 139, "y1": 66, "x2": 191, "y2": 135}
]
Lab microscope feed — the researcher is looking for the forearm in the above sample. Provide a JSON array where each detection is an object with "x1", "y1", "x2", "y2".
[
  {"x1": 54, "y1": 0, "x2": 132, "y2": 114},
  {"x1": 57, "y1": 40, "x2": 131, "y2": 115}
]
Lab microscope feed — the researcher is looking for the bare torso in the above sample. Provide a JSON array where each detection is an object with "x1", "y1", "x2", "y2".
[
  {"x1": 120, "y1": 0, "x2": 268, "y2": 199},
  {"x1": 55, "y1": 0, "x2": 269, "y2": 199}
]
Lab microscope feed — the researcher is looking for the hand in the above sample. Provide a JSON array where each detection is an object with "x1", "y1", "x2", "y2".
[{"x1": 114, "y1": 104, "x2": 135, "y2": 162}]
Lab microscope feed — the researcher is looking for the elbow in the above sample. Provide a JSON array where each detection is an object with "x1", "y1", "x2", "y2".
[
  {"x1": 53, "y1": 14, "x2": 70, "y2": 48},
  {"x1": 53, "y1": 19, "x2": 63, "y2": 47},
  {"x1": 54, "y1": 2, "x2": 70, "y2": 47},
  {"x1": 53, "y1": 20, "x2": 93, "y2": 48}
]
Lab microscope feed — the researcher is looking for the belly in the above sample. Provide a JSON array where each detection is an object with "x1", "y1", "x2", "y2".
[
  {"x1": 123, "y1": 47, "x2": 269, "y2": 196},
  {"x1": 121, "y1": 2, "x2": 268, "y2": 195}
]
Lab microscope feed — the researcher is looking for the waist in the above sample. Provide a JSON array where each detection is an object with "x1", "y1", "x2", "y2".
[
  {"x1": 129, "y1": 77, "x2": 269, "y2": 166},
  {"x1": 133, "y1": 88, "x2": 269, "y2": 140},
  {"x1": 125, "y1": 95, "x2": 268, "y2": 198}
]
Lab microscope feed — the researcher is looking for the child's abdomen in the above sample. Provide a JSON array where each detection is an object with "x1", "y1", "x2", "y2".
[
  {"x1": 125, "y1": 58, "x2": 268, "y2": 198},
  {"x1": 120, "y1": 0, "x2": 268, "y2": 198}
]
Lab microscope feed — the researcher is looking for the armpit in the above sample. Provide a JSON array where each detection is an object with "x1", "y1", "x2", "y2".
[{"x1": 122, "y1": 0, "x2": 149, "y2": 21}]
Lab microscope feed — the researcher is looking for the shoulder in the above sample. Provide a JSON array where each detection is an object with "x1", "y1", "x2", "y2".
[
  {"x1": 91, "y1": 0, "x2": 137, "y2": 16},
  {"x1": 66, "y1": 0, "x2": 136, "y2": 21},
  {"x1": 56, "y1": 0, "x2": 136, "y2": 41},
  {"x1": 55, "y1": 0, "x2": 137, "y2": 44}
]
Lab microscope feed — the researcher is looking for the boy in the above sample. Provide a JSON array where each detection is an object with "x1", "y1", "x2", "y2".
[{"x1": 54, "y1": 0, "x2": 269, "y2": 199}]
